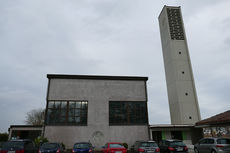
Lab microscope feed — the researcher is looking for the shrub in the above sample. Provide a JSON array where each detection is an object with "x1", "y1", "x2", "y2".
[
  {"x1": 123, "y1": 143, "x2": 128, "y2": 149},
  {"x1": 61, "y1": 142, "x2": 66, "y2": 150},
  {"x1": 0, "y1": 133, "x2": 8, "y2": 142},
  {"x1": 34, "y1": 136, "x2": 48, "y2": 147}
]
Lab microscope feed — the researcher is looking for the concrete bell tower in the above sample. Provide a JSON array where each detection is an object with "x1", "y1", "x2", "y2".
[{"x1": 158, "y1": 6, "x2": 201, "y2": 124}]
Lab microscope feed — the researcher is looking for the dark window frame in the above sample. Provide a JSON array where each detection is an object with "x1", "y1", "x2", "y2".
[
  {"x1": 46, "y1": 100, "x2": 88, "y2": 126},
  {"x1": 109, "y1": 101, "x2": 148, "y2": 125}
]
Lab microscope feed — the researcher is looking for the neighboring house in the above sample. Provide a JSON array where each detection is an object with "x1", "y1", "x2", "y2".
[{"x1": 196, "y1": 110, "x2": 230, "y2": 138}]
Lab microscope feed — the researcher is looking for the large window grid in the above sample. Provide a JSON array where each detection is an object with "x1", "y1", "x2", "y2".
[
  {"x1": 109, "y1": 101, "x2": 147, "y2": 125},
  {"x1": 46, "y1": 101, "x2": 87, "y2": 125}
]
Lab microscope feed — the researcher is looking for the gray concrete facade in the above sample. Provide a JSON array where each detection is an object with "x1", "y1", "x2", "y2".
[
  {"x1": 158, "y1": 6, "x2": 201, "y2": 124},
  {"x1": 44, "y1": 75, "x2": 149, "y2": 149}
]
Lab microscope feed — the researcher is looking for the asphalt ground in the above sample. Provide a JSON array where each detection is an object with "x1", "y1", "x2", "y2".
[
  {"x1": 189, "y1": 148, "x2": 195, "y2": 153},
  {"x1": 66, "y1": 149, "x2": 196, "y2": 153}
]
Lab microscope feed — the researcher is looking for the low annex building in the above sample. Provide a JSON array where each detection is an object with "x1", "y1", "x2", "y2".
[
  {"x1": 8, "y1": 125, "x2": 42, "y2": 140},
  {"x1": 149, "y1": 124, "x2": 202, "y2": 145},
  {"x1": 43, "y1": 74, "x2": 149, "y2": 149}
]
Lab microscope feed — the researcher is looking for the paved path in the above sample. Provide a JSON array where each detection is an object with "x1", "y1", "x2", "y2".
[{"x1": 189, "y1": 148, "x2": 195, "y2": 153}]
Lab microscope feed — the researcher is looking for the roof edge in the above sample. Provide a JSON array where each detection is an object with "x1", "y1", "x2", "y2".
[
  {"x1": 196, "y1": 110, "x2": 230, "y2": 126},
  {"x1": 10, "y1": 125, "x2": 43, "y2": 128},
  {"x1": 158, "y1": 5, "x2": 181, "y2": 19},
  {"x1": 149, "y1": 124, "x2": 195, "y2": 128},
  {"x1": 47, "y1": 74, "x2": 148, "y2": 81}
]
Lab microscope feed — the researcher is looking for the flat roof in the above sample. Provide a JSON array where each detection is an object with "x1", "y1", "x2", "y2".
[
  {"x1": 149, "y1": 124, "x2": 194, "y2": 128},
  {"x1": 9, "y1": 125, "x2": 43, "y2": 132},
  {"x1": 47, "y1": 74, "x2": 148, "y2": 81},
  {"x1": 158, "y1": 5, "x2": 181, "y2": 19},
  {"x1": 10, "y1": 125, "x2": 43, "y2": 128}
]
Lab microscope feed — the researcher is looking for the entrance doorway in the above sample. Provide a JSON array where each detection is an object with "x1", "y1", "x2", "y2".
[
  {"x1": 152, "y1": 131, "x2": 162, "y2": 143},
  {"x1": 171, "y1": 131, "x2": 183, "y2": 140}
]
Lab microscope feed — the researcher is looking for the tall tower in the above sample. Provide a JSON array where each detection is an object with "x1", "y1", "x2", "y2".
[{"x1": 158, "y1": 6, "x2": 201, "y2": 124}]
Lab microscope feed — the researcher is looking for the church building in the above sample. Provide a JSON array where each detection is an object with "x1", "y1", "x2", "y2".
[{"x1": 43, "y1": 74, "x2": 149, "y2": 149}]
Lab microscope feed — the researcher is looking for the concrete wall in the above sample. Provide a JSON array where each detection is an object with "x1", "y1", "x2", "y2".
[
  {"x1": 44, "y1": 78, "x2": 148, "y2": 149},
  {"x1": 158, "y1": 6, "x2": 201, "y2": 124}
]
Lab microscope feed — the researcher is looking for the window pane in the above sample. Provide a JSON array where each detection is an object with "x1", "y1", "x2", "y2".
[
  {"x1": 69, "y1": 116, "x2": 75, "y2": 123},
  {"x1": 47, "y1": 109, "x2": 55, "y2": 124},
  {"x1": 109, "y1": 144, "x2": 124, "y2": 148},
  {"x1": 81, "y1": 116, "x2": 87, "y2": 124},
  {"x1": 217, "y1": 139, "x2": 230, "y2": 144},
  {"x1": 170, "y1": 141, "x2": 185, "y2": 146},
  {"x1": 207, "y1": 139, "x2": 214, "y2": 144},
  {"x1": 140, "y1": 142, "x2": 157, "y2": 147},
  {"x1": 74, "y1": 143, "x2": 91, "y2": 149},
  {"x1": 48, "y1": 101, "x2": 55, "y2": 108},
  {"x1": 53, "y1": 110, "x2": 60, "y2": 120},
  {"x1": 61, "y1": 109, "x2": 66, "y2": 116},
  {"x1": 47, "y1": 109, "x2": 53, "y2": 116},
  {"x1": 82, "y1": 101, "x2": 87, "y2": 109},
  {"x1": 61, "y1": 101, "x2": 67, "y2": 109},
  {"x1": 59, "y1": 116, "x2": 66, "y2": 123},
  {"x1": 75, "y1": 117, "x2": 80, "y2": 123},
  {"x1": 76, "y1": 102, "x2": 81, "y2": 108},
  {"x1": 69, "y1": 101, "x2": 75, "y2": 109},
  {"x1": 54, "y1": 101, "x2": 61, "y2": 109},
  {"x1": 69, "y1": 109, "x2": 74, "y2": 116},
  {"x1": 81, "y1": 110, "x2": 87, "y2": 116},
  {"x1": 75, "y1": 109, "x2": 80, "y2": 116}
]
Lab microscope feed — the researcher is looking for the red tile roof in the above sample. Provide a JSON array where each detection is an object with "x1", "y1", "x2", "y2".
[{"x1": 196, "y1": 110, "x2": 230, "y2": 126}]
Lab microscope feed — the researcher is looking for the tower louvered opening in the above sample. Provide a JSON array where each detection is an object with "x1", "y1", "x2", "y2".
[{"x1": 167, "y1": 8, "x2": 185, "y2": 40}]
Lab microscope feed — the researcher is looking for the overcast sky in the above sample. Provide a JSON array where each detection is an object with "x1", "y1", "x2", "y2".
[{"x1": 0, "y1": 0, "x2": 230, "y2": 133}]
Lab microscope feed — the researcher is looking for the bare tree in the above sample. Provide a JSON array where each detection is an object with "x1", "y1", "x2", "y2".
[{"x1": 25, "y1": 108, "x2": 45, "y2": 125}]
